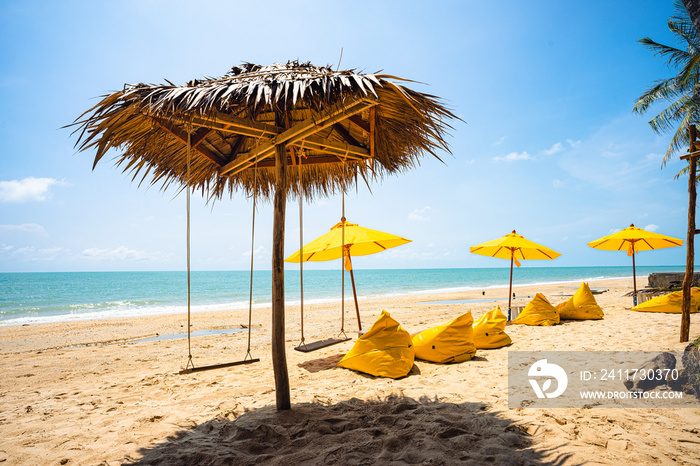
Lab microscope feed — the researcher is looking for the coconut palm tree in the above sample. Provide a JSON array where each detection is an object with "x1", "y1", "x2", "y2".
[{"x1": 634, "y1": 0, "x2": 700, "y2": 174}]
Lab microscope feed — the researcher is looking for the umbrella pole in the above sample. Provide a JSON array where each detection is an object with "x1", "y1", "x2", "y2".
[
  {"x1": 632, "y1": 242, "x2": 637, "y2": 306},
  {"x1": 347, "y1": 253, "x2": 362, "y2": 332},
  {"x1": 508, "y1": 253, "x2": 514, "y2": 320},
  {"x1": 271, "y1": 133, "x2": 291, "y2": 411}
]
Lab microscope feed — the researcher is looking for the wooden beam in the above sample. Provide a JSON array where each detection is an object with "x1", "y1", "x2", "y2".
[
  {"x1": 271, "y1": 113, "x2": 291, "y2": 411},
  {"x1": 190, "y1": 127, "x2": 212, "y2": 148},
  {"x1": 348, "y1": 115, "x2": 370, "y2": 133},
  {"x1": 171, "y1": 113, "x2": 281, "y2": 139},
  {"x1": 151, "y1": 117, "x2": 225, "y2": 167},
  {"x1": 223, "y1": 138, "x2": 368, "y2": 176},
  {"x1": 235, "y1": 155, "x2": 365, "y2": 170},
  {"x1": 224, "y1": 135, "x2": 246, "y2": 164},
  {"x1": 220, "y1": 98, "x2": 377, "y2": 176},
  {"x1": 681, "y1": 124, "x2": 697, "y2": 342},
  {"x1": 369, "y1": 106, "x2": 376, "y2": 159},
  {"x1": 332, "y1": 123, "x2": 363, "y2": 148},
  {"x1": 301, "y1": 135, "x2": 369, "y2": 158},
  {"x1": 680, "y1": 149, "x2": 700, "y2": 160},
  {"x1": 209, "y1": 111, "x2": 282, "y2": 137}
]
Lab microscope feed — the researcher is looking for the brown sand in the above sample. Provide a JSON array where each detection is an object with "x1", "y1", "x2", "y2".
[{"x1": 1, "y1": 277, "x2": 699, "y2": 465}]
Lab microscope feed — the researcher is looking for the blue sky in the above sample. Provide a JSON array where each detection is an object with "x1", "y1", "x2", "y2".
[{"x1": 0, "y1": 0, "x2": 693, "y2": 272}]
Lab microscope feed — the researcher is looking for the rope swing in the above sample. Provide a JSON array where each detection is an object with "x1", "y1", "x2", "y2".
[
  {"x1": 294, "y1": 153, "x2": 351, "y2": 353},
  {"x1": 179, "y1": 126, "x2": 259, "y2": 374}
]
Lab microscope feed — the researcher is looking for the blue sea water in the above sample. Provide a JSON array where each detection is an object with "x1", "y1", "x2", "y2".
[{"x1": 0, "y1": 266, "x2": 686, "y2": 327}]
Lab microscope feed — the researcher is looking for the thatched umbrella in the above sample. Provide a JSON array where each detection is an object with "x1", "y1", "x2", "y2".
[{"x1": 71, "y1": 61, "x2": 458, "y2": 410}]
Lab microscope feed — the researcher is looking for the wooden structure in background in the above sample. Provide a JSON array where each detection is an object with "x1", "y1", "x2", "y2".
[{"x1": 680, "y1": 124, "x2": 698, "y2": 342}]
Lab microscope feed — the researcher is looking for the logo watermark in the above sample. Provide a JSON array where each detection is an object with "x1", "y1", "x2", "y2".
[
  {"x1": 509, "y1": 351, "x2": 700, "y2": 408},
  {"x1": 528, "y1": 359, "x2": 568, "y2": 399}
]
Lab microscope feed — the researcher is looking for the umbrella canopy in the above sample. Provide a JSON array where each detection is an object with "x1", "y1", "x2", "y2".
[
  {"x1": 470, "y1": 230, "x2": 561, "y2": 318},
  {"x1": 285, "y1": 219, "x2": 411, "y2": 263},
  {"x1": 587, "y1": 224, "x2": 683, "y2": 252},
  {"x1": 587, "y1": 224, "x2": 683, "y2": 298},
  {"x1": 286, "y1": 218, "x2": 411, "y2": 332},
  {"x1": 70, "y1": 61, "x2": 458, "y2": 411},
  {"x1": 470, "y1": 230, "x2": 561, "y2": 262}
]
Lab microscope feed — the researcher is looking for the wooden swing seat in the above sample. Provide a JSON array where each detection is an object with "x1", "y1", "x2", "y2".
[
  {"x1": 294, "y1": 336, "x2": 352, "y2": 353},
  {"x1": 179, "y1": 357, "x2": 260, "y2": 374}
]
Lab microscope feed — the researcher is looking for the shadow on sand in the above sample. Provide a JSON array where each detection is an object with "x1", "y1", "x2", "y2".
[{"x1": 124, "y1": 395, "x2": 572, "y2": 465}]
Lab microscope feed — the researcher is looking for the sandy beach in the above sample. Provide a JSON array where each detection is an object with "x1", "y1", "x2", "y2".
[{"x1": 1, "y1": 277, "x2": 699, "y2": 465}]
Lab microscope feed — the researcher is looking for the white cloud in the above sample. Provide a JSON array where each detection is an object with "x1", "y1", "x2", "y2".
[
  {"x1": 4, "y1": 246, "x2": 70, "y2": 261},
  {"x1": 552, "y1": 179, "x2": 564, "y2": 188},
  {"x1": 566, "y1": 139, "x2": 581, "y2": 147},
  {"x1": 0, "y1": 223, "x2": 47, "y2": 235},
  {"x1": 493, "y1": 151, "x2": 533, "y2": 162},
  {"x1": 408, "y1": 206, "x2": 431, "y2": 221},
  {"x1": 543, "y1": 142, "x2": 564, "y2": 156},
  {"x1": 0, "y1": 177, "x2": 68, "y2": 203},
  {"x1": 242, "y1": 245, "x2": 266, "y2": 257},
  {"x1": 81, "y1": 246, "x2": 163, "y2": 262},
  {"x1": 494, "y1": 136, "x2": 507, "y2": 145},
  {"x1": 643, "y1": 224, "x2": 660, "y2": 232}
]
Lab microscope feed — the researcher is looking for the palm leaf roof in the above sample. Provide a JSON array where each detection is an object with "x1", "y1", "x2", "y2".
[{"x1": 71, "y1": 61, "x2": 458, "y2": 201}]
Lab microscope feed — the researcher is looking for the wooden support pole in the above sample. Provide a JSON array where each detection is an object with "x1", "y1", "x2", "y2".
[
  {"x1": 346, "y1": 254, "x2": 362, "y2": 332},
  {"x1": 508, "y1": 252, "x2": 514, "y2": 321},
  {"x1": 631, "y1": 242, "x2": 638, "y2": 306},
  {"x1": 369, "y1": 107, "x2": 376, "y2": 160},
  {"x1": 681, "y1": 125, "x2": 697, "y2": 343},
  {"x1": 271, "y1": 115, "x2": 291, "y2": 410}
]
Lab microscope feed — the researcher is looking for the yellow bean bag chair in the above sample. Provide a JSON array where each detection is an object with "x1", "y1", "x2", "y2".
[
  {"x1": 556, "y1": 282, "x2": 604, "y2": 320},
  {"x1": 631, "y1": 288, "x2": 700, "y2": 314},
  {"x1": 472, "y1": 305, "x2": 512, "y2": 348},
  {"x1": 511, "y1": 293, "x2": 560, "y2": 326},
  {"x1": 337, "y1": 310, "x2": 414, "y2": 378},
  {"x1": 412, "y1": 311, "x2": 477, "y2": 363}
]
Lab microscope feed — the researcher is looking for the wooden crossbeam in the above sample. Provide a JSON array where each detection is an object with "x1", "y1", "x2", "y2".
[
  {"x1": 151, "y1": 117, "x2": 225, "y2": 167},
  {"x1": 332, "y1": 123, "x2": 363, "y2": 148},
  {"x1": 680, "y1": 149, "x2": 700, "y2": 160},
  {"x1": 301, "y1": 135, "x2": 369, "y2": 158},
  {"x1": 223, "y1": 136, "x2": 369, "y2": 173},
  {"x1": 240, "y1": 155, "x2": 365, "y2": 170},
  {"x1": 227, "y1": 135, "x2": 246, "y2": 163},
  {"x1": 370, "y1": 106, "x2": 376, "y2": 159},
  {"x1": 348, "y1": 115, "x2": 370, "y2": 133},
  {"x1": 220, "y1": 98, "x2": 377, "y2": 176},
  {"x1": 190, "y1": 127, "x2": 212, "y2": 148},
  {"x1": 172, "y1": 113, "x2": 282, "y2": 139}
]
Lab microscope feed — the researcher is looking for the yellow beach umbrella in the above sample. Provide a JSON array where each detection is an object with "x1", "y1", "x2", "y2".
[
  {"x1": 587, "y1": 224, "x2": 683, "y2": 300},
  {"x1": 286, "y1": 219, "x2": 411, "y2": 263},
  {"x1": 286, "y1": 218, "x2": 411, "y2": 330},
  {"x1": 470, "y1": 230, "x2": 561, "y2": 319}
]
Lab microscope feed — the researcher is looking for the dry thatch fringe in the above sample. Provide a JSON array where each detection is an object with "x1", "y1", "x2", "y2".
[{"x1": 69, "y1": 61, "x2": 460, "y2": 202}]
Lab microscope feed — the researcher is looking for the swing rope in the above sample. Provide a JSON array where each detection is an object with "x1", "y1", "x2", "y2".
[
  {"x1": 340, "y1": 156, "x2": 347, "y2": 337},
  {"x1": 180, "y1": 127, "x2": 260, "y2": 373},
  {"x1": 185, "y1": 127, "x2": 194, "y2": 371},
  {"x1": 292, "y1": 144, "x2": 351, "y2": 352},
  {"x1": 297, "y1": 145, "x2": 305, "y2": 346},
  {"x1": 245, "y1": 156, "x2": 259, "y2": 361}
]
